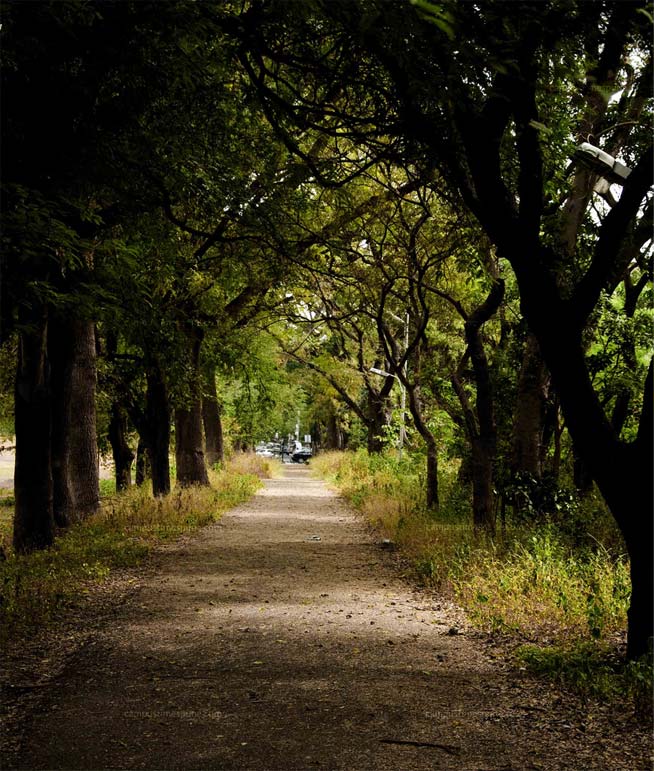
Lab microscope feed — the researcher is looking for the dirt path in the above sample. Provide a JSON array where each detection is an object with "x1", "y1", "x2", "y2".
[{"x1": 3, "y1": 468, "x2": 650, "y2": 770}]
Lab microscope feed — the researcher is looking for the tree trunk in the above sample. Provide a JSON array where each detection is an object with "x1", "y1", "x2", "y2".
[
  {"x1": 48, "y1": 318, "x2": 99, "y2": 522},
  {"x1": 450, "y1": 280, "x2": 504, "y2": 531},
  {"x1": 366, "y1": 389, "x2": 390, "y2": 454},
  {"x1": 325, "y1": 413, "x2": 343, "y2": 450},
  {"x1": 406, "y1": 384, "x2": 438, "y2": 511},
  {"x1": 573, "y1": 447, "x2": 594, "y2": 496},
  {"x1": 426, "y1": 440, "x2": 439, "y2": 511},
  {"x1": 176, "y1": 404, "x2": 210, "y2": 487},
  {"x1": 67, "y1": 320, "x2": 99, "y2": 517},
  {"x1": 13, "y1": 309, "x2": 55, "y2": 552},
  {"x1": 135, "y1": 439, "x2": 150, "y2": 487},
  {"x1": 146, "y1": 365, "x2": 170, "y2": 497},
  {"x1": 202, "y1": 367, "x2": 224, "y2": 467},
  {"x1": 176, "y1": 332, "x2": 209, "y2": 487},
  {"x1": 49, "y1": 318, "x2": 75, "y2": 527},
  {"x1": 511, "y1": 333, "x2": 549, "y2": 478},
  {"x1": 108, "y1": 403, "x2": 133, "y2": 491},
  {"x1": 471, "y1": 438, "x2": 495, "y2": 530}
]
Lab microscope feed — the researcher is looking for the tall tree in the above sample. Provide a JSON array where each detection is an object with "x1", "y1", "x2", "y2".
[{"x1": 231, "y1": 0, "x2": 653, "y2": 659}]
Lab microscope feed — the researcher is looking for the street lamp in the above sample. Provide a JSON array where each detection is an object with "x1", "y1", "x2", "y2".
[
  {"x1": 573, "y1": 142, "x2": 632, "y2": 185},
  {"x1": 369, "y1": 366, "x2": 407, "y2": 460}
]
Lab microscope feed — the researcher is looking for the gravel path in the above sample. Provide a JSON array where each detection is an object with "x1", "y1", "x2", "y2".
[{"x1": 4, "y1": 467, "x2": 650, "y2": 770}]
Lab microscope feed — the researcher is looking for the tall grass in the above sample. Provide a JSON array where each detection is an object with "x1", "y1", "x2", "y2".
[
  {"x1": 0, "y1": 462, "x2": 262, "y2": 638},
  {"x1": 313, "y1": 449, "x2": 630, "y2": 644},
  {"x1": 226, "y1": 451, "x2": 283, "y2": 479}
]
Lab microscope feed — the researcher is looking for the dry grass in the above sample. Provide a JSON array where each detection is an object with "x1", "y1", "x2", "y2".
[
  {"x1": 226, "y1": 451, "x2": 283, "y2": 479},
  {"x1": 0, "y1": 466, "x2": 260, "y2": 638},
  {"x1": 313, "y1": 450, "x2": 631, "y2": 646},
  {"x1": 312, "y1": 450, "x2": 654, "y2": 712}
]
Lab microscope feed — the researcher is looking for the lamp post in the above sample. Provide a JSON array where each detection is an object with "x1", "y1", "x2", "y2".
[{"x1": 369, "y1": 366, "x2": 406, "y2": 460}]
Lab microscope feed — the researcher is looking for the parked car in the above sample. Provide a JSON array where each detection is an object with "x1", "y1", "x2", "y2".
[
  {"x1": 256, "y1": 442, "x2": 283, "y2": 458},
  {"x1": 290, "y1": 446, "x2": 312, "y2": 463}
]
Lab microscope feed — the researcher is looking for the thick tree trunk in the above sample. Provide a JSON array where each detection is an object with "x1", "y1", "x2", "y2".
[
  {"x1": 108, "y1": 403, "x2": 133, "y2": 491},
  {"x1": 146, "y1": 366, "x2": 170, "y2": 497},
  {"x1": 176, "y1": 332, "x2": 209, "y2": 487},
  {"x1": 48, "y1": 318, "x2": 99, "y2": 522},
  {"x1": 49, "y1": 318, "x2": 75, "y2": 527},
  {"x1": 572, "y1": 447, "x2": 594, "y2": 496},
  {"x1": 202, "y1": 367, "x2": 224, "y2": 467},
  {"x1": 13, "y1": 310, "x2": 55, "y2": 552},
  {"x1": 511, "y1": 333, "x2": 549, "y2": 478},
  {"x1": 176, "y1": 404, "x2": 210, "y2": 487},
  {"x1": 67, "y1": 320, "x2": 99, "y2": 517}
]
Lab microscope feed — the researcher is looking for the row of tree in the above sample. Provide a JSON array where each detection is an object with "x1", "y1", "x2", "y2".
[{"x1": 1, "y1": 1, "x2": 651, "y2": 658}]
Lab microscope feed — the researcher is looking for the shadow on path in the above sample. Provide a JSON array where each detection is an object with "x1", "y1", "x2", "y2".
[{"x1": 5, "y1": 468, "x2": 646, "y2": 770}]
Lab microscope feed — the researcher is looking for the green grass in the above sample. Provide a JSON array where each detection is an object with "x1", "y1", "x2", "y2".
[
  {"x1": 516, "y1": 643, "x2": 653, "y2": 719},
  {"x1": 0, "y1": 462, "x2": 262, "y2": 639}
]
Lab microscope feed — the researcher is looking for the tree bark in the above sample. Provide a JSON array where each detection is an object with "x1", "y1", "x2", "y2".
[
  {"x1": 452, "y1": 279, "x2": 504, "y2": 531},
  {"x1": 67, "y1": 320, "x2": 99, "y2": 517},
  {"x1": 135, "y1": 439, "x2": 150, "y2": 487},
  {"x1": 366, "y1": 388, "x2": 391, "y2": 454},
  {"x1": 511, "y1": 333, "x2": 549, "y2": 478},
  {"x1": 176, "y1": 404, "x2": 210, "y2": 487},
  {"x1": 175, "y1": 330, "x2": 209, "y2": 487},
  {"x1": 425, "y1": 439, "x2": 438, "y2": 511},
  {"x1": 202, "y1": 366, "x2": 224, "y2": 467},
  {"x1": 108, "y1": 403, "x2": 133, "y2": 491},
  {"x1": 13, "y1": 309, "x2": 55, "y2": 552},
  {"x1": 451, "y1": 373, "x2": 496, "y2": 531},
  {"x1": 146, "y1": 365, "x2": 171, "y2": 497},
  {"x1": 48, "y1": 318, "x2": 100, "y2": 522},
  {"x1": 406, "y1": 384, "x2": 438, "y2": 511},
  {"x1": 471, "y1": 439, "x2": 495, "y2": 530},
  {"x1": 49, "y1": 317, "x2": 75, "y2": 527},
  {"x1": 325, "y1": 413, "x2": 344, "y2": 450}
]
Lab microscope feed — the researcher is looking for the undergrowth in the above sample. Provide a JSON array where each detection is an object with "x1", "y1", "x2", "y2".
[
  {"x1": 0, "y1": 459, "x2": 262, "y2": 639},
  {"x1": 312, "y1": 449, "x2": 652, "y2": 714}
]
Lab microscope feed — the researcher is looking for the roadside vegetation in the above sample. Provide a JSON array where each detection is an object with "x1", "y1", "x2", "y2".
[
  {"x1": 0, "y1": 454, "x2": 271, "y2": 640},
  {"x1": 312, "y1": 450, "x2": 652, "y2": 717}
]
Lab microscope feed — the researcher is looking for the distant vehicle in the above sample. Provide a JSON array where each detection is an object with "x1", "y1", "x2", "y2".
[
  {"x1": 256, "y1": 442, "x2": 283, "y2": 458},
  {"x1": 290, "y1": 446, "x2": 312, "y2": 463}
]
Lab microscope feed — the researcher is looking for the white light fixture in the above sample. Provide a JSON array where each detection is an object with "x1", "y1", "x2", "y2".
[{"x1": 573, "y1": 142, "x2": 632, "y2": 185}]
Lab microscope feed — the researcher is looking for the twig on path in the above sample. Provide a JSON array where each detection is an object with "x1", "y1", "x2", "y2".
[{"x1": 379, "y1": 738, "x2": 461, "y2": 755}]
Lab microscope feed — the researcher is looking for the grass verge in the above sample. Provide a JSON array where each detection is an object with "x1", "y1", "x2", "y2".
[
  {"x1": 312, "y1": 449, "x2": 652, "y2": 716},
  {"x1": 0, "y1": 458, "x2": 263, "y2": 640}
]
